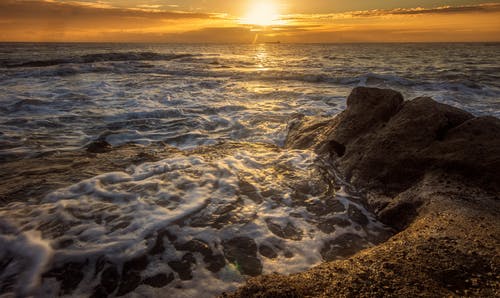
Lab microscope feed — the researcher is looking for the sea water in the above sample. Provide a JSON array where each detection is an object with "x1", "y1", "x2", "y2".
[{"x1": 0, "y1": 43, "x2": 498, "y2": 297}]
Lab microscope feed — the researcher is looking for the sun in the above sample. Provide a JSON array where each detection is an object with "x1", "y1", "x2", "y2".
[{"x1": 240, "y1": 1, "x2": 282, "y2": 26}]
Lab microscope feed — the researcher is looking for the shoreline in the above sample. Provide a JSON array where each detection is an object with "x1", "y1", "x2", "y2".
[
  {"x1": 225, "y1": 87, "x2": 500, "y2": 297},
  {"x1": 0, "y1": 87, "x2": 498, "y2": 296}
]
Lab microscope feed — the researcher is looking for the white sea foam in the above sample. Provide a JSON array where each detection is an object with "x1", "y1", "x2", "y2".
[
  {"x1": 0, "y1": 231, "x2": 53, "y2": 296},
  {"x1": 1, "y1": 44, "x2": 498, "y2": 160},
  {"x1": 0, "y1": 147, "x2": 390, "y2": 296}
]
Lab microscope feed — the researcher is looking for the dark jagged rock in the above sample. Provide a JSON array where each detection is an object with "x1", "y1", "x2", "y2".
[
  {"x1": 265, "y1": 220, "x2": 303, "y2": 241},
  {"x1": 227, "y1": 87, "x2": 500, "y2": 298},
  {"x1": 0, "y1": 143, "x2": 181, "y2": 206},
  {"x1": 175, "y1": 239, "x2": 226, "y2": 272},
  {"x1": 205, "y1": 254, "x2": 226, "y2": 273},
  {"x1": 42, "y1": 261, "x2": 87, "y2": 295},
  {"x1": 223, "y1": 237, "x2": 262, "y2": 276},
  {"x1": 168, "y1": 253, "x2": 196, "y2": 280},
  {"x1": 91, "y1": 265, "x2": 120, "y2": 297},
  {"x1": 148, "y1": 229, "x2": 177, "y2": 255},
  {"x1": 304, "y1": 197, "x2": 345, "y2": 216},
  {"x1": 286, "y1": 87, "x2": 499, "y2": 228},
  {"x1": 347, "y1": 204, "x2": 369, "y2": 226},
  {"x1": 116, "y1": 255, "x2": 149, "y2": 296},
  {"x1": 320, "y1": 233, "x2": 370, "y2": 261},
  {"x1": 238, "y1": 179, "x2": 263, "y2": 204},
  {"x1": 316, "y1": 216, "x2": 351, "y2": 234},
  {"x1": 143, "y1": 273, "x2": 174, "y2": 288},
  {"x1": 86, "y1": 139, "x2": 112, "y2": 153},
  {"x1": 258, "y1": 244, "x2": 278, "y2": 259},
  {"x1": 100, "y1": 266, "x2": 120, "y2": 293},
  {"x1": 189, "y1": 198, "x2": 256, "y2": 229}
]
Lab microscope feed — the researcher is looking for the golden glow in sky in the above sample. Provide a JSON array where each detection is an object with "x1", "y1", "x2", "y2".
[
  {"x1": 0, "y1": 1, "x2": 499, "y2": 42},
  {"x1": 240, "y1": 1, "x2": 284, "y2": 26}
]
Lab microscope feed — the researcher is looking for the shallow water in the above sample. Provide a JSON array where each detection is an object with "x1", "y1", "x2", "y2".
[{"x1": 0, "y1": 43, "x2": 499, "y2": 297}]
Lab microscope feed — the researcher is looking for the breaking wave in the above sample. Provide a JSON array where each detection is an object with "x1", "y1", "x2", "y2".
[{"x1": 1, "y1": 52, "x2": 197, "y2": 68}]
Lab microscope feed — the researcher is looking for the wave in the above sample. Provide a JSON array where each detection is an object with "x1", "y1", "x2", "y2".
[
  {"x1": 1, "y1": 52, "x2": 197, "y2": 68},
  {"x1": 0, "y1": 145, "x2": 391, "y2": 296}
]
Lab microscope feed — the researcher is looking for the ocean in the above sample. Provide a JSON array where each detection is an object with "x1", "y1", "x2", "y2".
[{"x1": 0, "y1": 43, "x2": 499, "y2": 297}]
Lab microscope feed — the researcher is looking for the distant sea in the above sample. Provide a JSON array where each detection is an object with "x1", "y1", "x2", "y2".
[{"x1": 0, "y1": 43, "x2": 499, "y2": 297}]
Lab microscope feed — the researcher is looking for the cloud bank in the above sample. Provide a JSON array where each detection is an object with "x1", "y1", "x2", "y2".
[{"x1": 1, "y1": 0, "x2": 499, "y2": 42}]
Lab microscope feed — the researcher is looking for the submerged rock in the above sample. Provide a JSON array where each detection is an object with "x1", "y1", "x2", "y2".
[
  {"x1": 175, "y1": 239, "x2": 226, "y2": 272},
  {"x1": 316, "y1": 216, "x2": 351, "y2": 234},
  {"x1": 116, "y1": 255, "x2": 149, "y2": 296},
  {"x1": 347, "y1": 204, "x2": 369, "y2": 226},
  {"x1": 42, "y1": 261, "x2": 87, "y2": 295},
  {"x1": 223, "y1": 237, "x2": 262, "y2": 277},
  {"x1": 86, "y1": 139, "x2": 113, "y2": 153},
  {"x1": 168, "y1": 253, "x2": 196, "y2": 280},
  {"x1": 143, "y1": 273, "x2": 174, "y2": 288},
  {"x1": 258, "y1": 244, "x2": 278, "y2": 259},
  {"x1": 265, "y1": 219, "x2": 303, "y2": 241},
  {"x1": 320, "y1": 233, "x2": 370, "y2": 261}
]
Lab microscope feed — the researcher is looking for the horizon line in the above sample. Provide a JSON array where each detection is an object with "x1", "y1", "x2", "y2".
[{"x1": 1, "y1": 41, "x2": 499, "y2": 44}]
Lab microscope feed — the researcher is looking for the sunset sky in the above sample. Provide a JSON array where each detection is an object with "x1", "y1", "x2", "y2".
[{"x1": 1, "y1": 0, "x2": 499, "y2": 42}]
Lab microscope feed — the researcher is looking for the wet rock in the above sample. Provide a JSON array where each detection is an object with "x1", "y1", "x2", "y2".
[
  {"x1": 148, "y1": 229, "x2": 176, "y2": 255},
  {"x1": 0, "y1": 142, "x2": 181, "y2": 206},
  {"x1": 238, "y1": 179, "x2": 263, "y2": 204},
  {"x1": 223, "y1": 237, "x2": 262, "y2": 276},
  {"x1": 320, "y1": 233, "x2": 370, "y2": 261},
  {"x1": 0, "y1": 257, "x2": 15, "y2": 295},
  {"x1": 191, "y1": 199, "x2": 256, "y2": 229},
  {"x1": 38, "y1": 219, "x2": 71, "y2": 238},
  {"x1": 228, "y1": 88, "x2": 500, "y2": 297},
  {"x1": 259, "y1": 244, "x2": 278, "y2": 259},
  {"x1": 91, "y1": 265, "x2": 120, "y2": 297},
  {"x1": 123, "y1": 255, "x2": 149, "y2": 272},
  {"x1": 86, "y1": 139, "x2": 112, "y2": 153},
  {"x1": 175, "y1": 239, "x2": 226, "y2": 272},
  {"x1": 100, "y1": 266, "x2": 120, "y2": 293},
  {"x1": 116, "y1": 271, "x2": 141, "y2": 296},
  {"x1": 110, "y1": 221, "x2": 130, "y2": 232},
  {"x1": 266, "y1": 219, "x2": 303, "y2": 241},
  {"x1": 347, "y1": 204, "x2": 369, "y2": 226},
  {"x1": 116, "y1": 255, "x2": 149, "y2": 296},
  {"x1": 42, "y1": 261, "x2": 87, "y2": 295},
  {"x1": 325, "y1": 198, "x2": 346, "y2": 213},
  {"x1": 168, "y1": 253, "x2": 196, "y2": 280},
  {"x1": 205, "y1": 254, "x2": 226, "y2": 272},
  {"x1": 289, "y1": 212, "x2": 303, "y2": 218},
  {"x1": 287, "y1": 87, "x2": 500, "y2": 226},
  {"x1": 55, "y1": 238, "x2": 74, "y2": 249},
  {"x1": 305, "y1": 198, "x2": 345, "y2": 216},
  {"x1": 260, "y1": 188, "x2": 280, "y2": 198},
  {"x1": 175, "y1": 239, "x2": 212, "y2": 257},
  {"x1": 143, "y1": 273, "x2": 174, "y2": 288},
  {"x1": 93, "y1": 257, "x2": 106, "y2": 278},
  {"x1": 90, "y1": 285, "x2": 108, "y2": 298},
  {"x1": 317, "y1": 217, "x2": 351, "y2": 234}
]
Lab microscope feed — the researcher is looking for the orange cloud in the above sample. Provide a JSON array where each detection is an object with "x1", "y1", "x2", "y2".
[{"x1": 1, "y1": 0, "x2": 499, "y2": 42}]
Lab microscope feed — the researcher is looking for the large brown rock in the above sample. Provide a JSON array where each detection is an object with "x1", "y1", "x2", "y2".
[
  {"x1": 227, "y1": 87, "x2": 500, "y2": 297},
  {"x1": 287, "y1": 87, "x2": 499, "y2": 195},
  {"x1": 287, "y1": 87, "x2": 500, "y2": 229}
]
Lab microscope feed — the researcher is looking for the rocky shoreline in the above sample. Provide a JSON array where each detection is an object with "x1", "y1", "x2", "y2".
[
  {"x1": 0, "y1": 87, "x2": 498, "y2": 297},
  {"x1": 225, "y1": 87, "x2": 500, "y2": 297}
]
